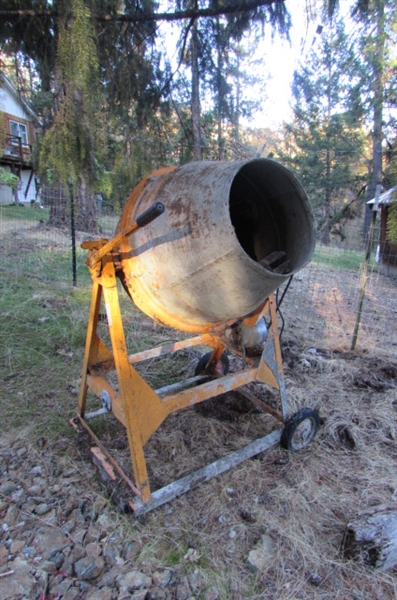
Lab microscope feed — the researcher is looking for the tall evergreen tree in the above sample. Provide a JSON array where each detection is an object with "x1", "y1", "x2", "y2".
[
  {"x1": 0, "y1": 0, "x2": 300, "y2": 220},
  {"x1": 0, "y1": 0, "x2": 58, "y2": 93},
  {"x1": 190, "y1": 18, "x2": 202, "y2": 160},
  {"x1": 38, "y1": 0, "x2": 103, "y2": 231},
  {"x1": 351, "y1": 0, "x2": 397, "y2": 239},
  {"x1": 280, "y1": 17, "x2": 366, "y2": 244},
  {"x1": 175, "y1": 0, "x2": 290, "y2": 161},
  {"x1": 94, "y1": 0, "x2": 168, "y2": 207}
]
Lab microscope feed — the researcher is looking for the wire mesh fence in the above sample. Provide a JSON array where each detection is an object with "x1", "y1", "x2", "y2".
[
  {"x1": 279, "y1": 259, "x2": 397, "y2": 358},
  {"x1": 1, "y1": 194, "x2": 396, "y2": 359},
  {"x1": 0, "y1": 189, "x2": 117, "y2": 284}
]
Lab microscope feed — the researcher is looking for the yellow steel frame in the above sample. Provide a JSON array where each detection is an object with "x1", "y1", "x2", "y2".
[{"x1": 76, "y1": 250, "x2": 290, "y2": 514}]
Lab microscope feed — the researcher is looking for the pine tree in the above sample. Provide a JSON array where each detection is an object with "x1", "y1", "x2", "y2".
[
  {"x1": 202, "y1": 1, "x2": 290, "y2": 160},
  {"x1": 352, "y1": 0, "x2": 397, "y2": 239},
  {"x1": 280, "y1": 17, "x2": 366, "y2": 244},
  {"x1": 175, "y1": 0, "x2": 290, "y2": 161},
  {"x1": 38, "y1": 0, "x2": 102, "y2": 231}
]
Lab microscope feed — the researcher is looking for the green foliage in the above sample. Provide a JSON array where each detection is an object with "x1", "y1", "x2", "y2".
[
  {"x1": 0, "y1": 204, "x2": 49, "y2": 221},
  {"x1": 97, "y1": 168, "x2": 113, "y2": 199},
  {"x1": 39, "y1": 0, "x2": 101, "y2": 186},
  {"x1": 385, "y1": 137, "x2": 397, "y2": 188},
  {"x1": 30, "y1": 90, "x2": 56, "y2": 119},
  {"x1": 178, "y1": 0, "x2": 290, "y2": 159},
  {"x1": 384, "y1": 136, "x2": 397, "y2": 245},
  {"x1": 0, "y1": 270, "x2": 90, "y2": 435},
  {"x1": 94, "y1": 0, "x2": 159, "y2": 124},
  {"x1": 0, "y1": 0, "x2": 57, "y2": 93},
  {"x1": 2, "y1": 0, "x2": 294, "y2": 208},
  {"x1": 353, "y1": 0, "x2": 396, "y2": 119},
  {"x1": 109, "y1": 106, "x2": 183, "y2": 208},
  {"x1": 0, "y1": 167, "x2": 19, "y2": 189},
  {"x1": 57, "y1": 0, "x2": 98, "y2": 95},
  {"x1": 312, "y1": 244, "x2": 376, "y2": 271},
  {"x1": 279, "y1": 17, "x2": 367, "y2": 243},
  {"x1": 386, "y1": 200, "x2": 397, "y2": 244},
  {"x1": 352, "y1": 0, "x2": 397, "y2": 219}
]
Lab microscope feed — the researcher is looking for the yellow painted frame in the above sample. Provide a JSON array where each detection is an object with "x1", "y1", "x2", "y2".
[{"x1": 75, "y1": 245, "x2": 290, "y2": 514}]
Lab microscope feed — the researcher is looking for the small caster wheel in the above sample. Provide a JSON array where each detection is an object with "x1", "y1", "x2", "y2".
[
  {"x1": 195, "y1": 351, "x2": 230, "y2": 376},
  {"x1": 280, "y1": 407, "x2": 320, "y2": 452}
]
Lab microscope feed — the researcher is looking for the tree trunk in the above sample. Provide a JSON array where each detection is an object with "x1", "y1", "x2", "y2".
[
  {"x1": 46, "y1": 179, "x2": 99, "y2": 233},
  {"x1": 321, "y1": 144, "x2": 332, "y2": 245},
  {"x1": 191, "y1": 21, "x2": 202, "y2": 161},
  {"x1": 363, "y1": 0, "x2": 385, "y2": 241},
  {"x1": 75, "y1": 177, "x2": 98, "y2": 232},
  {"x1": 216, "y1": 17, "x2": 225, "y2": 161},
  {"x1": 321, "y1": 48, "x2": 332, "y2": 246},
  {"x1": 343, "y1": 504, "x2": 397, "y2": 572},
  {"x1": 43, "y1": 184, "x2": 68, "y2": 228},
  {"x1": 233, "y1": 52, "x2": 241, "y2": 158}
]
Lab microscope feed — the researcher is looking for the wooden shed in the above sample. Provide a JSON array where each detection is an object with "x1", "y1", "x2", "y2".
[{"x1": 368, "y1": 186, "x2": 397, "y2": 278}]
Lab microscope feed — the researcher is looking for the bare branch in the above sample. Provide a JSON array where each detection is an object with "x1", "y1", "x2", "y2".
[{"x1": 0, "y1": 0, "x2": 285, "y2": 24}]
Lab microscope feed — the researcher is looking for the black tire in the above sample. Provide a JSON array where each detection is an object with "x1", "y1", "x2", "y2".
[
  {"x1": 280, "y1": 407, "x2": 320, "y2": 452},
  {"x1": 195, "y1": 351, "x2": 230, "y2": 376}
]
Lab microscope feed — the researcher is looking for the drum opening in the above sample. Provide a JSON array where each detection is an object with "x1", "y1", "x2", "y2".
[{"x1": 229, "y1": 159, "x2": 314, "y2": 274}]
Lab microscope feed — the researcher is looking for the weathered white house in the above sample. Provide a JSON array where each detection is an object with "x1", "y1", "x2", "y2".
[{"x1": 0, "y1": 72, "x2": 42, "y2": 204}]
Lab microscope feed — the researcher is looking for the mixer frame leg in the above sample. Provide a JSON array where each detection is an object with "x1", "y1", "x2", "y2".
[
  {"x1": 77, "y1": 260, "x2": 155, "y2": 503},
  {"x1": 256, "y1": 295, "x2": 290, "y2": 421}
]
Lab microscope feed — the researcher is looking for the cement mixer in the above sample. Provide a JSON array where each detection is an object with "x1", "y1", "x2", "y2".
[{"x1": 73, "y1": 159, "x2": 320, "y2": 515}]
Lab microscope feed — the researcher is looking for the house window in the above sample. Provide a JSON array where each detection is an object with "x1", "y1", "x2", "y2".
[{"x1": 9, "y1": 120, "x2": 28, "y2": 146}]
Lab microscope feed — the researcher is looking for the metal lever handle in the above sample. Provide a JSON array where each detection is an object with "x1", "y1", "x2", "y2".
[
  {"x1": 85, "y1": 201, "x2": 165, "y2": 269},
  {"x1": 136, "y1": 202, "x2": 165, "y2": 227}
]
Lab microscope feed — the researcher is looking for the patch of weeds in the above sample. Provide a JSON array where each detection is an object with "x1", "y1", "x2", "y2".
[
  {"x1": 163, "y1": 546, "x2": 190, "y2": 566},
  {"x1": 134, "y1": 350, "x2": 196, "y2": 390},
  {"x1": 0, "y1": 271, "x2": 89, "y2": 436},
  {"x1": 98, "y1": 214, "x2": 119, "y2": 237},
  {"x1": 88, "y1": 413, "x2": 125, "y2": 442},
  {"x1": 313, "y1": 245, "x2": 377, "y2": 271},
  {"x1": 0, "y1": 204, "x2": 50, "y2": 221}
]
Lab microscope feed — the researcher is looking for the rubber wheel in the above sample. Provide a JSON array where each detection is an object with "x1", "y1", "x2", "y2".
[
  {"x1": 195, "y1": 351, "x2": 230, "y2": 376},
  {"x1": 280, "y1": 407, "x2": 320, "y2": 452}
]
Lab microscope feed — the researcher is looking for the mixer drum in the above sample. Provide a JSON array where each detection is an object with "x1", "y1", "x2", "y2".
[{"x1": 117, "y1": 159, "x2": 315, "y2": 333}]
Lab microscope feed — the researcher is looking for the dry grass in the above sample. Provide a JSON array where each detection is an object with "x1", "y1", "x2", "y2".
[
  {"x1": 1, "y1": 221, "x2": 397, "y2": 599},
  {"x1": 83, "y1": 341, "x2": 397, "y2": 599}
]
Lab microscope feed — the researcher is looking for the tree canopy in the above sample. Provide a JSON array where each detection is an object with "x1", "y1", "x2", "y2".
[
  {"x1": 1, "y1": 0, "x2": 396, "y2": 238},
  {"x1": 279, "y1": 16, "x2": 368, "y2": 243}
]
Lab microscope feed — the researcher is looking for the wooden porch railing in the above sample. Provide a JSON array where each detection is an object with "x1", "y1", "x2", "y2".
[{"x1": 2, "y1": 135, "x2": 32, "y2": 162}]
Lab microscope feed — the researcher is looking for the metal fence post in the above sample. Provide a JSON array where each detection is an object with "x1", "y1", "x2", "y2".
[
  {"x1": 68, "y1": 177, "x2": 77, "y2": 287},
  {"x1": 351, "y1": 184, "x2": 381, "y2": 350}
]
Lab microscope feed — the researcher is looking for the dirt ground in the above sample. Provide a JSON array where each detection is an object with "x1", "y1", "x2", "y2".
[
  {"x1": 2, "y1": 319, "x2": 397, "y2": 598},
  {"x1": 1, "y1": 222, "x2": 397, "y2": 599},
  {"x1": 91, "y1": 326, "x2": 397, "y2": 573}
]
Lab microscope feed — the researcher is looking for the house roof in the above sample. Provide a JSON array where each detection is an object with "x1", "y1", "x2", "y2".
[
  {"x1": 0, "y1": 71, "x2": 42, "y2": 126},
  {"x1": 367, "y1": 186, "x2": 397, "y2": 206}
]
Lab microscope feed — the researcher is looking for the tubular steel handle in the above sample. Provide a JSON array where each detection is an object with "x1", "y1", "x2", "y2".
[
  {"x1": 136, "y1": 202, "x2": 165, "y2": 227},
  {"x1": 86, "y1": 201, "x2": 165, "y2": 269}
]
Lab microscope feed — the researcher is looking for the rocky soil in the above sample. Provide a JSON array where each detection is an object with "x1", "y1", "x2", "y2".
[{"x1": 0, "y1": 434, "x2": 217, "y2": 600}]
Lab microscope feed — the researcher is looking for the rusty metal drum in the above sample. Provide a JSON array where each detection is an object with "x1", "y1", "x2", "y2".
[{"x1": 117, "y1": 159, "x2": 315, "y2": 333}]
